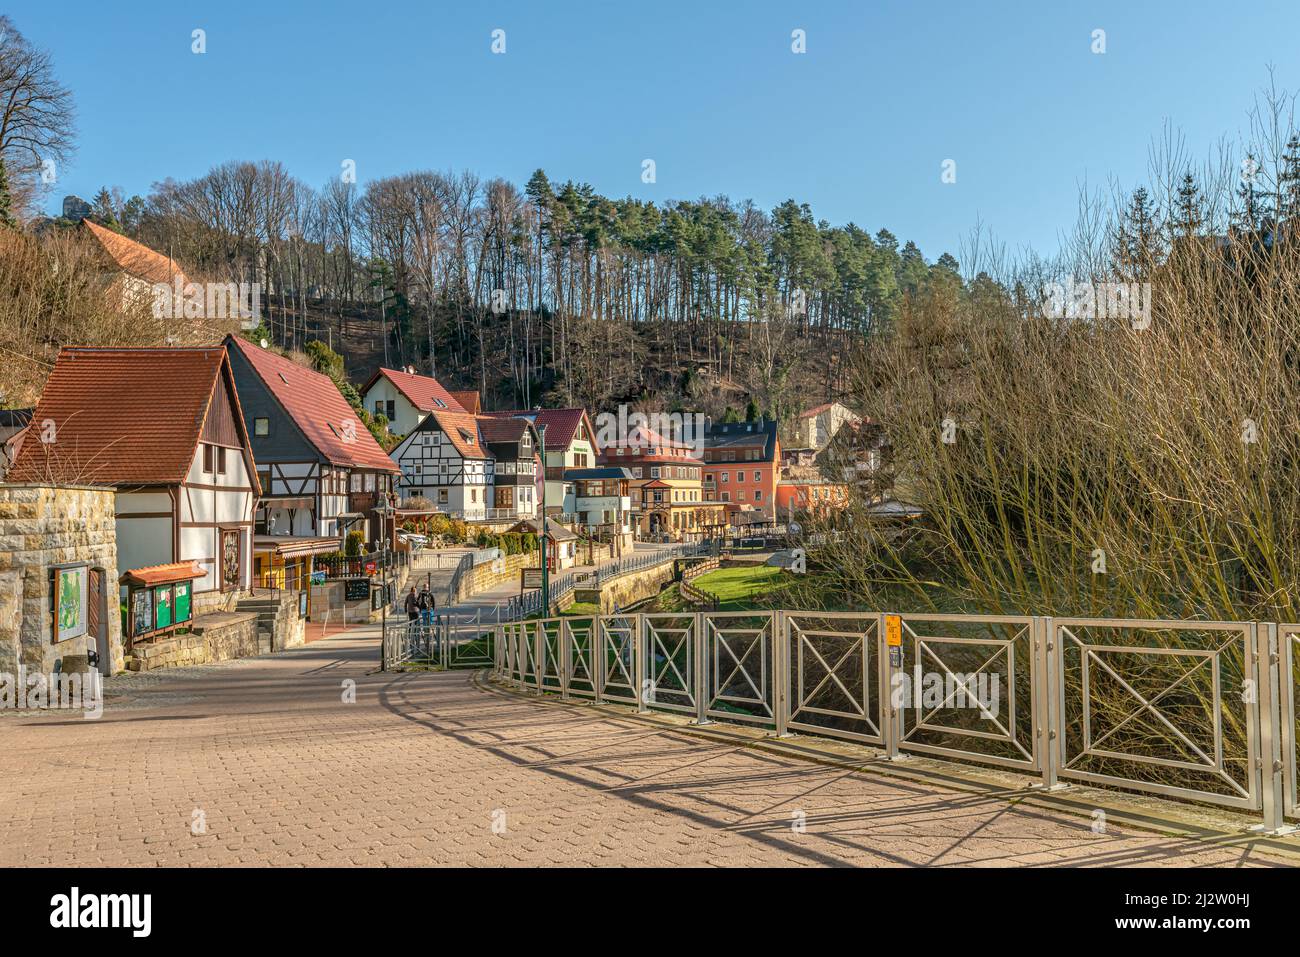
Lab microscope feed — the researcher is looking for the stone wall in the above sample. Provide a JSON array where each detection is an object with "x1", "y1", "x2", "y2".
[
  {"x1": 591, "y1": 561, "x2": 677, "y2": 613},
  {"x1": 127, "y1": 611, "x2": 258, "y2": 672},
  {"x1": 0, "y1": 484, "x2": 124, "y2": 675},
  {"x1": 455, "y1": 552, "x2": 535, "y2": 602}
]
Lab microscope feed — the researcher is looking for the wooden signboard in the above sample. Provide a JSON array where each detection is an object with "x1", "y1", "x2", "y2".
[{"x1": 520, "y1": 567, "x2": 544, "y2": 591}]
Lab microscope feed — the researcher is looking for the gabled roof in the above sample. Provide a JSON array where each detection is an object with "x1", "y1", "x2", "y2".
[
  {"x1": 360, "y1": 367, "x2": 467, "y2": 415},
  {"x1": 798, "y1": 401, "x2": 861, "y2": 420},
  {"x1": 476, "y1": 415, "x2": 535, "y2": 445},
  {"x1": 405, "y1": 406, "x2": 486, "y2": 459},
  {"x1": 226, "y1": 336, "x2": 397, "y2": 472},
  {"x1": 9, "y1": 347, "x2": 258, "y2": 488},
  {"x1": 82, "y1": 219, "x2": 188, "y2": 286},
  {"x1": 484, "y1": 407, "x2": 591, "y2": 451},
  {"x1": 449, "y1": 390, "x2": 481, "y2": 414}
]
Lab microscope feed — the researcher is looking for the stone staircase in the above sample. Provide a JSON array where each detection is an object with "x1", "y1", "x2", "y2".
[{"x1": 236, "y1": 595, "x2": 283, "y2": 654}]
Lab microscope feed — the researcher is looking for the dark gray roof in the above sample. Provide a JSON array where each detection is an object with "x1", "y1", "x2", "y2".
[
  {"x1": 704, "y1": 419, "x2": 778, "y2": 457},
  {"x1": 564, "y1": 467, "x2": 632, "y2": 480},
  {"x1": 0, "y1": 408, "x2": 33, "y2": 429}
]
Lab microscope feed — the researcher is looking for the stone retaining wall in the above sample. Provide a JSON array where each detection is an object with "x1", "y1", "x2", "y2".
[{"x1": 127, "y1": 611, "x2": 259, "y2": 672}]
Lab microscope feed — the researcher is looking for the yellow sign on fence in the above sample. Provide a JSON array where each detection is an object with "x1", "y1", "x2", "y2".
[{"x1": 885, "y1": 614, "x2": 902, "y2": 647}]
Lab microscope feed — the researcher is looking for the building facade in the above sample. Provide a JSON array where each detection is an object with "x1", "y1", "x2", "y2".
[
  {"x1": 225, "y1": 335, "x2": 399, "y2": 547},
  {"x1": 8, "y1": 347, "x2": 260, "y2": 596},
  {"x1": 388, "y1": 409, "x2": 493, "y2": 520},
  {"x1": 702, "y1": 418, "x2": 781, "y2": 519}
]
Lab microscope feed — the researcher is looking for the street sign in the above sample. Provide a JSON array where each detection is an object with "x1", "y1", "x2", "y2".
[
  {"x1": 885, "y1": 614, "x2": 902, "y2": 667},
  {"x1": 521, "y1": 567, "x2": 544, "y2": 590}
]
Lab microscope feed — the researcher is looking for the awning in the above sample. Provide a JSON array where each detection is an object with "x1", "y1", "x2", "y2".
[
  {"x1": 254, "y1": 535, "x2": 343, "y2": 558},
  {"x1": 119, "y1": 561, "x2": 207, "y2": 587}
]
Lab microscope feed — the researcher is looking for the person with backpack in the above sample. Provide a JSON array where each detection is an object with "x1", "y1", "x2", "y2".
[{"x1": 418, "y1": 585, "x2": 435, "y2": 626}]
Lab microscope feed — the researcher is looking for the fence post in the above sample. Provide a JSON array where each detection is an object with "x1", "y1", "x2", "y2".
[
  {"x1": 880, "y1": 612, "x2": 900, "y2": 759},
  {"x1": 534, "y1": 621, "x2": 544, "y2": 695},
  {"x1": 693, "y1": 610, "x2": 711, "y2": 725},
  {"x1": 594, "y1": 615, "x2": 605, "y2": 705},
  {"x1": 560, "y1": 618, "x2": 571, "y2": 701},
  {"x1": 773, "y1": 610, "x2": 789, "y2": 737},
  {"x1": 1254, "y1": 621, "x2": 1292, "y2": 833},
  {"x1": 1036, "y1": 616, "x2": 1062, "y2": 790},
  {"x1": 635, "y1": 613, "x2": 647, "y2": 713}
]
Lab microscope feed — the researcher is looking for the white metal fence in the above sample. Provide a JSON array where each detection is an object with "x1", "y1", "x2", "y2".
[{"x1": 491, "y1": 610, "x2": 1300, "y2": 832}]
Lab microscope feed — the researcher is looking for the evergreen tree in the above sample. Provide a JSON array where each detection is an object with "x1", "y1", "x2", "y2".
[{"x1": 1171, "y1": 173, "x2": 1205, "y2": 241}]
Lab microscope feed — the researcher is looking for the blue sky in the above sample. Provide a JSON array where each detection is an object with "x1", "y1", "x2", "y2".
[{"x1": 9, "y1": 0, "x2": 1299, "y2": 262}]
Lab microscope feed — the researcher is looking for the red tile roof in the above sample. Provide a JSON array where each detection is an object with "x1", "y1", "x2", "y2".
[
  {"x1": 119, "y1": 561, "x2": 207, "y2": 586},
  {"x1": 227, "y1": 336, "x2": 397, "y2": 472},
  {"x1": 483, "y1": 408, "x2": 590, "y2": 451},
  {"x1": 449, "y1": 390, "x2": 481, "y2": 414},
  {"x1": 361, "y1": 367, "x2": 468, "y2": 415},
  {"x1": 83, "y1": 219, "x2": 188, "y2": 286},
  {"x1": 476, "y1": 415, "x2": 532, "y2": 444},
  {"x1": 9, "y1": 347, "x2": 240, "y2": 485}
]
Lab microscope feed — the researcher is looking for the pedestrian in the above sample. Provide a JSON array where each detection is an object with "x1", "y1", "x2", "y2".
[
  {"x1": 419, "y1": 585, "x2": 435, "y2": 626},
  {"x1": 404, "y1": 587, "x2": 419, "y2": 622}
]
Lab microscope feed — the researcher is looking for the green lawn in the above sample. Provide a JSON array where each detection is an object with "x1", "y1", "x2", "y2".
[{"x1": 691, "y1": 565, "x2": 789, "y2": 610}]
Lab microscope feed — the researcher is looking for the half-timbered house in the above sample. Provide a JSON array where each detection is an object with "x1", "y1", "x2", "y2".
[
  {"x1": 477, "y1": 416, "x2": 542, "y2": 521},
  {"x1": 224, "y1": 335, "x2": 399, "y2": 547},
  {"x1": 387, "y1": 402, "x2": 493, "y2": 519},
  {"x1": 9, "y1": 347, "x2": 260, "y2": 597}
]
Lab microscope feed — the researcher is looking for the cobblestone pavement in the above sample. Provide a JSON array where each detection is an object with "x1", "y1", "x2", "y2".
[{"x1": 0, "y1": 629, "x2": 1289, "y2": 867}]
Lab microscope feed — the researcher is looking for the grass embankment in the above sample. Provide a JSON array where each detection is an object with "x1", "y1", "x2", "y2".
[{"x1": 690, "y1": 565, "x2": 790, "y2": 611}]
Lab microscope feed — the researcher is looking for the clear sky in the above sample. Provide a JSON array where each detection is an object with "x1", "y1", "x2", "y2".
[{"x1": 9, "y1": 0, "x2": 1300, "y2": 262}]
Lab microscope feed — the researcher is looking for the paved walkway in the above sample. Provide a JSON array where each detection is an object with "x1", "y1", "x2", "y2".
[{"x1": 0, "y1": 629, "x2": 1287, "y2": 867}]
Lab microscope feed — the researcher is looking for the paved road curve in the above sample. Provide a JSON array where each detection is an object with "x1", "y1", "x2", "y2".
[{"x1": 0, "y1": 630, "x2": 1285, "y2": 867}]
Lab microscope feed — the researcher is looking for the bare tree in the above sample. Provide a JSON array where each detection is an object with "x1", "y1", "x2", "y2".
[{"x1": 0, "y1": 16, "x2": 76, "y2": 217}]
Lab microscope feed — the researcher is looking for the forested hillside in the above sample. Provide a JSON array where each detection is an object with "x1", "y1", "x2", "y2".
[{"x1": 68, "y1": 164, "x2": 961, "y2": 422}]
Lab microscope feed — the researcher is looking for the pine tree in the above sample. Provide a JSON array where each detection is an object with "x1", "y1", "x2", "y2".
[
  {"x1": 1278, "y1": 135, "x2": 1300, "y2": 230},
  {"x1": 1114, "y1": 186, "x2": 1162, "y2": 275},
  {"x1": 1171, "y1": 174, "x2": 1205, "y2": 241}
]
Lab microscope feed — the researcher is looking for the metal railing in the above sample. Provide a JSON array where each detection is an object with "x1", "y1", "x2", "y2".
[
  {"x1": 490, "y1": 610, "x2": 1300, "y2": 833},
  {"x1": 383, "y1": 543, "x2": 711, "y2": 667}
]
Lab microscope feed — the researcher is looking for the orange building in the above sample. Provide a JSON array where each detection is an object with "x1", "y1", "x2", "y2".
[
  {"x1": 775, "y1": 478, "x2": 851, "y2": 517},
  {"x1": 702, "y1": 419, "x2": 780, "y2": 518}
]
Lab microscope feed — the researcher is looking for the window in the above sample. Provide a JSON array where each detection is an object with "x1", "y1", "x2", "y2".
[
  {"x1": 721, "y1": 492, "x2": 730, "y2": 502},
  {"x1": 254, "y1": 417, "x2": 269, "y2": 437},
  {"x1": 386, "y1": 400, "x2": 395, "y2": 421},
  {"x1": 650, "y1": 467, "x2": 660, "y2": 479},
  {"x1": 202, "y1": 444, "x2": 213, "y2": 474},
  {"x1": 373, "y1": 400, "x2": 384, "y2": 416},
  {"x1": 470, "y1": 489, "x2": 477, "y2": 503},
  {"x1": 216, "y1": 447, "x2": 227, "y2": 475},
  {"x1": 438, "y1": 489, "x2": 449, "y2": 504},
  {"x1": 364, "y1": 473, "x2": 376, "y2": 492},
  {"x1": 755, "y1": 490, "x2": 763, "y2": 502},
  {"x1": 258, "y1": 468, "x2": 271, "y2": 491},
  {"x1": 350, "y1": 473, "x2": 362, "y2": 492},
  {"x1": 632, "y1": 467, "x2": 642, "y2": 478},
  {"x1": 738, "y1": 490, "x2": 746, "y2": 501},
  {"x1": 721, "y1": 472, "x2": 729, "y2": 483},
  {"x1": 754, "y1": 471, "x2": 762, "y2": 482}
]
